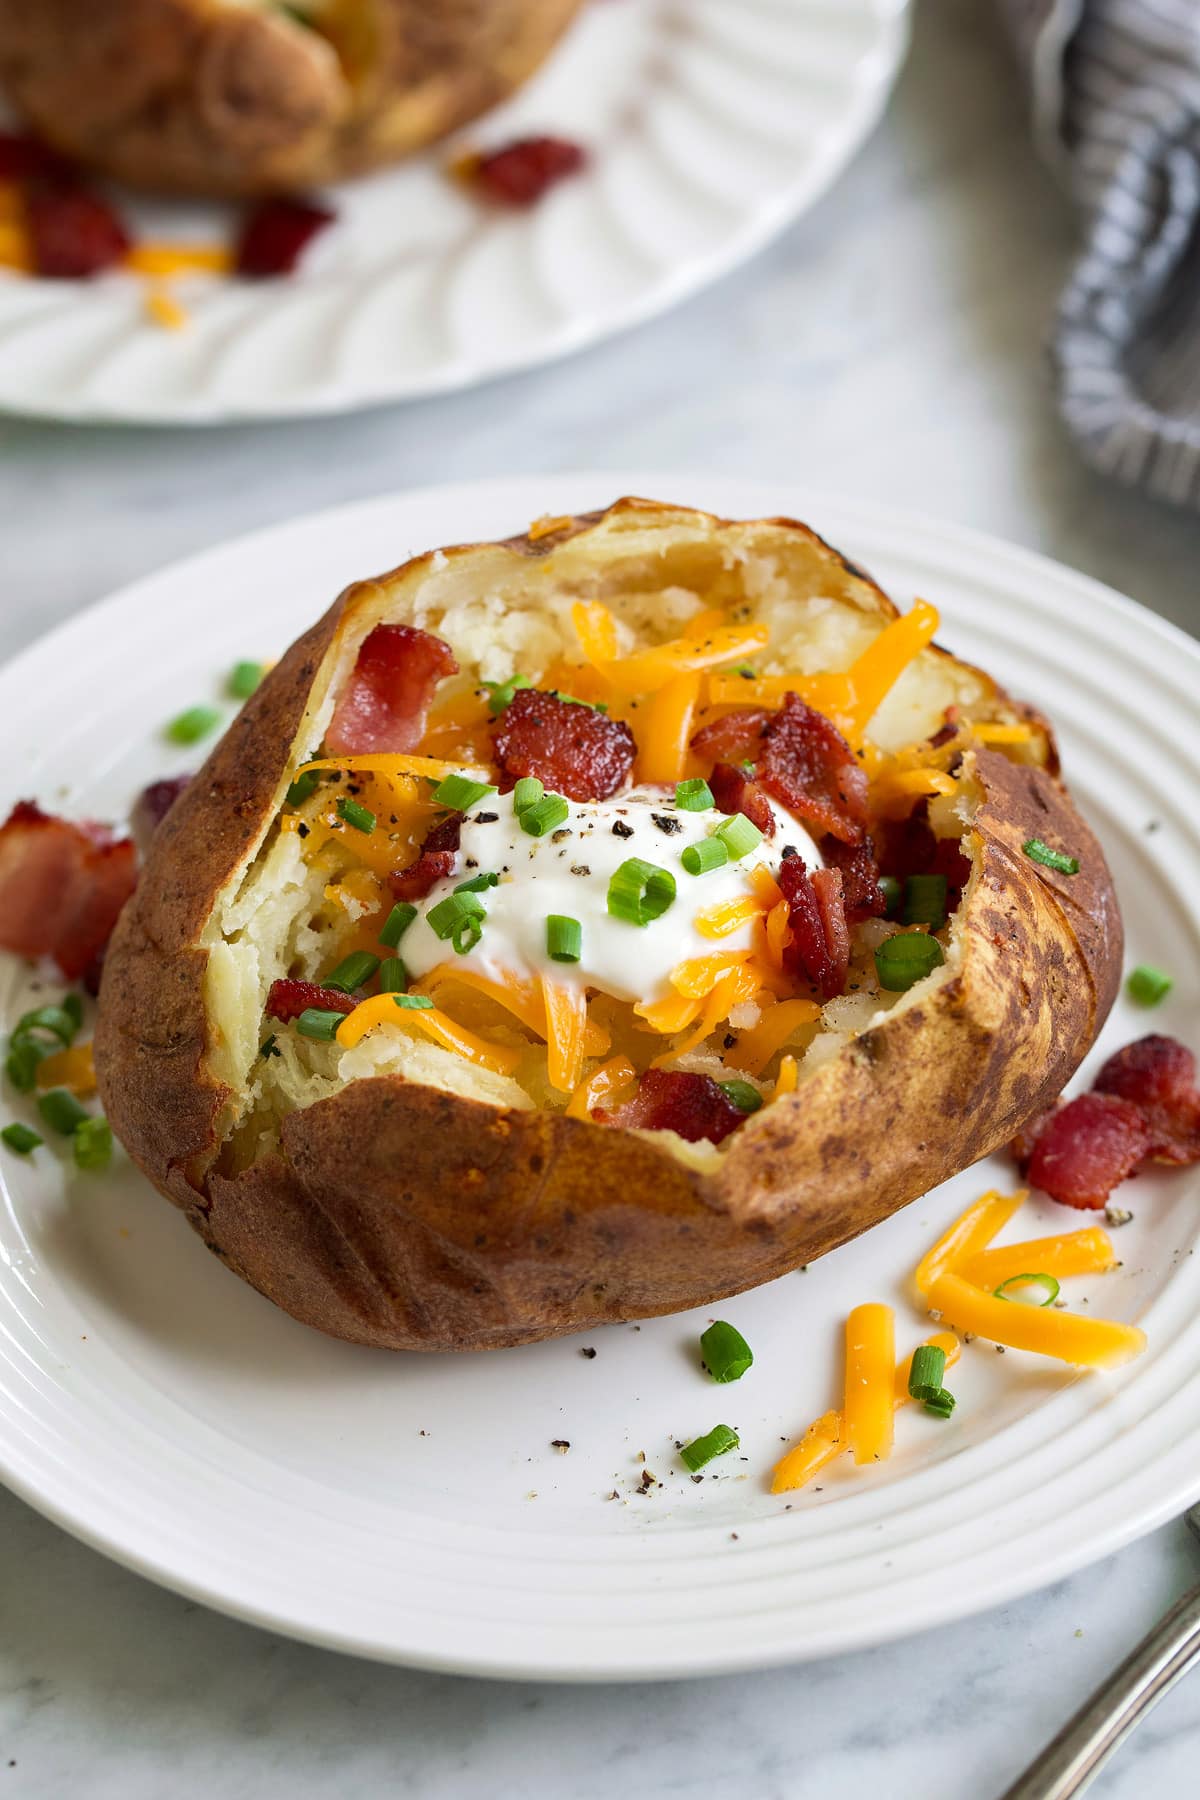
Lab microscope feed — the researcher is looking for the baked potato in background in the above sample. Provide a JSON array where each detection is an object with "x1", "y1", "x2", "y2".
[
  {"x1": 0, "y1": 0, "x2": 583, "y2": 196},
  {"x1": 95, "y1": 499, "x2": 1122, "y2": 1352}
]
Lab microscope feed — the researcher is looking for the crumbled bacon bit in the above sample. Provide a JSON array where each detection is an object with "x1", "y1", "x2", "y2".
[
  {"x1": 689, "y1": 708, "x2": 770, "y2": 766},
  {"x1": 327, "y1": 625, "x2": 458, "y2": 757},
  {"x1": 777, "y1": 857, "x2": 850, "y2": 999},
  {"x1": 265, "y1": 979, "x2": 356, "y2": 1024},
  {"x1": 708, "y1": 761, "x2": 774, "y2": 837},
  {"x1": 389, "y1": 814, "x2": 461, "y2": 900},
  {"x1": 492, "y1": 688, "x2": 635, "y2": 802},
  {"x1": 594, "y1": 1068, "x2": 746, "y2": 1145},
  {"x1": 26, "y1": 183, "x2": 131, "y2": 278},
  {"x1": 1025, "y1": 1092, "x2": 1151, "y2": 1209},
  {"x1": 1094, "y1": 1036, "x2": 1200, "y2": 1166},
  {"x1": 468, "y1": 136, "x2": 587, "y2": 207},
  {"x1": 235, "y1": 197, "x2": 335, "y2": 278},
  {"x1": 759, "y1": 694, "x2": 869, "y2": 845},
  {"x1": 820, "y1": 835, "x2": 885, "y2": 922},
  {"x1": 0, "y1": 801, "x2": 137, "y2": 980},
  {"x1": 131, "y1": 775, "x2": 191, "y2": 852}
]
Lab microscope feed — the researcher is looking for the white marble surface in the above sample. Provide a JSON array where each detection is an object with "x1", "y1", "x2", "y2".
[{"x1": 2, "y1": 4, "x2": 1200, "y2": 1796}]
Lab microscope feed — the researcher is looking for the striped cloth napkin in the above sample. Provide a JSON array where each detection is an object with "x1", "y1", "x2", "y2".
[{"x1": 998, "y1": 0, "x2": 1200, "y2": 507}]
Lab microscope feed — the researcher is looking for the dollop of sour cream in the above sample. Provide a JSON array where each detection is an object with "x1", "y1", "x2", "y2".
[{"x1": 401, "y1": 785, "x2": 823, "y2": 1007}]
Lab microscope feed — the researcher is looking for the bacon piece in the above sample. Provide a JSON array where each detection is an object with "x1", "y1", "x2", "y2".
[
  {"x1": 0, "y1": 131, "x2": 70, "y2": 182},
  {"x1": 236, "y1": 197, "x2": 335, "y2": 277},
  {"x1": 131, "y1": 775, "x2": 191, "y2": 853},
  {"x1": 879, "y1": 806, "x2": 972, "y2": 897},
  {"x1": 491, "y1": 688, "x2": 635, "y2": 801},
  {"x1": 1093, "y1": 1035, "x2": 1200, "y2": 1165},
  {"x1": 689, "y1": 708, "x2": 770, "y2": 766},
  {"x1": 1025, "y1": 1093, "x2": 1151, "y2": 1209},
  {"x1": 326, "y1": 625, "x2": 458, "y2": 757},
  {"x1": 26, "y1": 183, "x2": 131, "y2": 278},
  {"x1": 593, "y1": 1068, "x2": 745, "y2": 1145},
  {"x1": 777, "y1": 856, "x2": 850, "y2": 1000},
  {"x1": 0, "y1": 801, "x2": 137, "y2": 980},
  {"x1": 470, "y1": 136, "x2": 587, "y2": 207},
  {"x1": 265, "y1": 979, "x2": 356, "y2": 1024},
  {"x1": 820, "y1": 835, "x2": 885, "y2": 922},
  {"x1": 708, "y1": 761, "x2": 774, "y2": 837},
  {"x1": 389, "y1": 814, "x2": 461, "y2": 901},
  {"x1": 759, "y1": 694, "x2": 869, "y2": 845},
  {"x1": 1010, "y1": 1102, "x2": 1060, "y2": 1171}
]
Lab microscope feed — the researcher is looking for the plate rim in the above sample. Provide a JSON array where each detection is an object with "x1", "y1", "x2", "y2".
[{"x1": 2, "y1": 470, "x2": 1199, "y2": 1681}]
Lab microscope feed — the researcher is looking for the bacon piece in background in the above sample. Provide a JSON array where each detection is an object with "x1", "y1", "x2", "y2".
[
  {"x1": 0, "y1": 801, "x2": 137, "y2": 980},
  {"x1": 131, "y1": 775, "x2": 191, "y2": 854},
  {"x1": 689, "y1": 707, "x2": 769, "y2": 766},
  {"x1": 820, "y1": 835, "x2": 885, "y2": 922},
  {"x1": 1024, "y1": 1092, "x2": 1151, "y2": 1209},
  {"x1": 708, "y1": 760, "x2": 774, "y2": 837},
  {"x1": 759, "y1": 693, "x2": 869, "y2": 845},
  {"x1": 265, "y1": 979, "x2": 356, "y2": 1024},
  {"x1": 327, "y1": 625, "x2": 458, "y2": 756},
  {"x1": 469, "y1": 136, "x2": 587, "y2": 208},
  {"x1": 236, "y1": 197, "x2": 335, "y2": 278},
  {"x1": 26, "y1": 182, "x2": 131, "y2": 278},
  {"x1": 594, "y1": 1068, "x2": 745, "y2": 1145},
  {"x1": 1094, "y1": 1035, "x2": 1200, "y2": 1165},
  {"x1": 492, "y1": 688, "x2": 634, "y2": 801},
  {"x1": 389, "y1": 814, "x2": 461, "y2": 901}
]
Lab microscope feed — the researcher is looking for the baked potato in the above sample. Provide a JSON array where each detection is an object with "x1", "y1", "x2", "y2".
[
  {"x1": 95, "y1": 498, "x2": 1122, "y2": 1352},
  {"x1": 0, "y1": 0, "x2": 583, "y2": 197}
]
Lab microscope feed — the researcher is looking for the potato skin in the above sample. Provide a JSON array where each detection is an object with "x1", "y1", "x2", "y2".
[
  {"x1": 0, "y1": 0, "x2": 583, "y2": 197},
  {"x1": 95, "y1": 501, "x2": 1123, "y2": 1351}
]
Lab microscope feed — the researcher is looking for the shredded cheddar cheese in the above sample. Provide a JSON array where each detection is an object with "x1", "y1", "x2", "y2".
[
  {"x1": 297, "y1": 752, "x2": 489, "y2": 782},
  {"x1": 972, "y1": 722, "x2": 1034, "y2": 745},
  {"x1": 844, "y1": 1303, "x2": 896, "y2": 1465},
  {"x1": 694, "y1": 895, "x2": 765, "y2": 939},
  {"x1": 669, "y1": 951, "x2": 753, "y2": 998},
  {"x1": 839, "y1": 599, "x2": 940, "y2": 746},
  {"x1": 914, "y1": 1189, "x2": 1027, "y2": 1296},
  {"x1": 416, "y1": 965, "x2": 609, "y2": 1057},
  {"x1": 566, "y1": 1055, "x2": 637, "y2": 1120},
  {"x1": 541, "y1": 977, "x2": 588, "y2": 1093},
  {"x1": 594, "y1": 624, "x2": 771, "y2": 698},
  {"x1": 335, "y1": 993, "x2": 520, "y2": 1075},
  {"x1": 926, "y1": 1271, "x2": 1146, "y2": 1368},
  {"x1": 725, "y1": 997, "x2": 820, "y2": 1076},
  {"x1": 571, "y1": 600, "x2": 620, "y2": 665},
  {"x1": 636, "y1": 670, "x2": 703, "y2": 785},
  {"x1": 35, "y1": 1042, "x2": 97, "y2": 1097},
  {"x1": 963, "y1": 1227, "x2": 1116, "y2": 1288},
  {"x1": 126, "y1": 243, "x2": 232, "y2": 277},
  {"x1": 774, "y1": 1053, "x2": 799, "y2": 1097}
]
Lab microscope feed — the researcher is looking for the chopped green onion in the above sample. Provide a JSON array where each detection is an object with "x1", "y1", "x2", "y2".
[
  {"x1": 5, "y1": 1038, "x2": 46, "y2": 1092},
  {"x1": 323, "y1": 951, "x2": 380, "y2": 994},
  {"x1": 14, "y1": 1004, "x2": 78, "y2": 1047},
  {"x1": 451, "y1": 914, "x2": 484, "y2": 955},
  {"x1": 714, "y1": 812, "x2": 763, "y2": 861},
  {"x1": 1023, "y1": 838, "x2": 1080, "y2": 875},
  {"x1": 393, "y1": 993, "x2": 435, "y2": 1011},
  {"x1": 874, "y1": 932, "x2": 945, "y2": 991},
  {"x1": 675, "y1": 779, "x2": 715, "y2": 812},
  {"x1": 718, "y1": 1079, "x2": 763, "y2": 1115},
  {"x1": 483, "y1": 674, "x2": 532, "y2": 717},
  {"x1": 36, "y1": 1088, "x2": 90, "y2": 1135},
  {"x1": 513, "y1": 776, "x2": 545, "y2": 813},
  {"x1": 62, "y1": 993, "x2": 84, "y2": 1032},
  {"x1": 379, "y1": 902, "x2": 417, "y2": 948},
  {"x1": 607, "y1": 857, "x2": 677, "y2": 926},
  {"x1": 431, "y1": 774, "x2": 498, "y2": 812},
  {"x1": 994, "y1": 1271, "x2": 1060, "y2": 1307},
  {"x1": 679, "y1": 1424, "x2": 740, "y2": 1471},
  {"x1": 455, "y1": 871, "x2": 500, "y2": 894},
  {"x1": 166, "y1": 704, "x2": 222, "y2": 745},
  {"x1": 228, "y1": 660, "x2": 264, "y2": 699},
  {"x1": 427, "y1": 891, "x2": 486, "y2": 941},
  {"x1": 546, "y1": 916, "x2": 583, "y2": 963},
  {"x1": 336, "y1": 796, "x2": 375, "y2": 834},
  {"x1": 74, "y1": 1116, "x2": 112, "y2": 1171},
  {"x1": 259, "y1": 1034, "x2": 281, "y2": 1060},
  {"x1": 907, "y1": 1344, "x2": 947, "y2": 1400},
  {"x1": 700, "y1": 1321, "x2": 754, "y2": 1384},
  {"x1": 1, "y1": 1121, "x2": 42, "y2": 1154},
  {"x1": 903, "y1": 873, "x2": 948, "y2": 929},
  {"x1": 1128, "y1": 964, "x2": 1172, "y2": 1006},
  {"x1": 879, "y1": 874, "x2": 903, "y2": 918},
  {"x1": 922, "y1": 1388, "x2": 957, "y2": 1420},
  {"x1": 378, "y1": 957, "x2": 409, "y2": 993},
  {"x1": 296, "y1": 1008, "x2": 346, "y2": 1041},
  {"x1": 681, "y1": 838, "x2": 730, "y2": 877},
  {"x1": 519, "y1": 795, "x2": 570, "y2": 837},
  {"x1": 286, "y1": 769, "x2": 321, "y2": 808}
]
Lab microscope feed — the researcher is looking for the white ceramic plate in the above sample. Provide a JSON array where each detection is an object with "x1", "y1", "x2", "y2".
[
  {"x1": 2, "y1": 474, "x2": 1198, "y2": 1680},
  {"x1": 0, "y1": 0, "x2": 909, "y2": 425}
]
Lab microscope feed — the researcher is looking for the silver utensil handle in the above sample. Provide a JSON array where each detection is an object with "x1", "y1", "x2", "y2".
[{"x1": 999, "y1": 1582, "x2": 1200, "y2": 1800}]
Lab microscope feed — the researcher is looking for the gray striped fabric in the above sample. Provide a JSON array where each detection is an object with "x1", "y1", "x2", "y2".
[{"x1": 998, "y1": 0, "x2": 1200, "y2": 506}]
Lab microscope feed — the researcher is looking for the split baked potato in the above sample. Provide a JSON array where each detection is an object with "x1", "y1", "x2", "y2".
[
  {"x1": 95, "y1": 499, "x2": 1122, "y2": 1351},
  {"x1": 0, "y1": 0, "x2": 582, "y2": 196}
]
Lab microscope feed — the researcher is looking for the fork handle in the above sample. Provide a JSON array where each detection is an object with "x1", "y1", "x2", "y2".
[{"x1": 999, "y1": 1581, "x2": 1200, "y2": 1800}]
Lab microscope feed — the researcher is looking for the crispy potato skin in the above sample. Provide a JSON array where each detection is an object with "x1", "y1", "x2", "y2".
[
  {"x1": 0, "y1": 0, "x2": 583, "y2": 197},
  {"x1": 95, "y1": 501, "x2": 1123, "y2": 1351}
]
